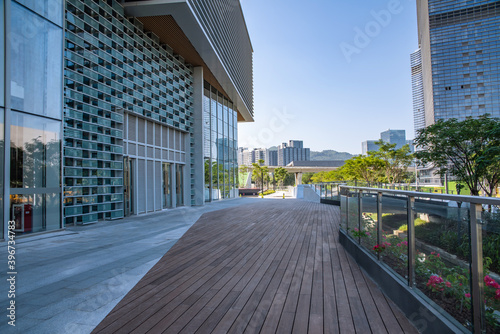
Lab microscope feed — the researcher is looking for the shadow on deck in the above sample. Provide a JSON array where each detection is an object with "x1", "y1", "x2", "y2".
[{"x1": 92, "y1": 200, "x2": 418, "y2": 333}]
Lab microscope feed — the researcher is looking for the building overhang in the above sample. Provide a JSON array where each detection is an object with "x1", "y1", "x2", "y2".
[{"x1": 123, "y1": 0, "x2": 254, "y2": 122}]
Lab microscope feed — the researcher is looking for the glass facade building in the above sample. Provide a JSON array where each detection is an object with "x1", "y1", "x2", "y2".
[
  {"x1": 415, "y1": 0, "x2": 500, "y2": 126},
  {"x1": 1, "y1": 0, "x2": 253, "y2": 238},
  {"x1": 410, "y1": 49, "x2": 425, "y2": 132},
  {"x1": 2, "y1": 0, "x2": 64, "y2": 238},
  {"x1": 203, "y1": 82, "x2": 238, "y2": 201},
  {"x1": 414, "y1": 0, "x2": 500, "y2": 185}
]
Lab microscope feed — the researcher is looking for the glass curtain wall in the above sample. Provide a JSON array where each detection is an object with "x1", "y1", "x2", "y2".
[
  {"x1": 0, "y1": 111, "x2": 3, "y2": 235},
  {"x1": 202, "y1": 81, "x2": 238, "y2": 201},
  {"x1": 8, "y1": 0, "x2": 63, "y2": 234}
]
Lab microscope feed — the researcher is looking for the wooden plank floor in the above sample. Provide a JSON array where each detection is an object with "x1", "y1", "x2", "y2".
[{"x1": 92, "y1": 200, "x2": 418, "y2": 334}]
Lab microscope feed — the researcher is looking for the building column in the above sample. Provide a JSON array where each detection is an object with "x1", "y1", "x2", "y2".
[
  {"x1": 295, "y1": 172, "x2": 303, "y2": 185},
  {"x1": 192, "y1": 66, "x2": 204, "y2": 206}
]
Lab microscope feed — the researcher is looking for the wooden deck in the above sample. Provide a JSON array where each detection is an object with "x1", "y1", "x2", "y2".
[{"x1": 92, "y1": 200, "x2": 418, "y2": 333}]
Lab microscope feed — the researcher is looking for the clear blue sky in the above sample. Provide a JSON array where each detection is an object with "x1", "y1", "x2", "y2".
[{"x1": 238, "y1": 0, "x2": 418, "y2": 155}]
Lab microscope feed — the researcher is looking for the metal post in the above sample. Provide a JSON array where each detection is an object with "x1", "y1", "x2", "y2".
[
  {"x1": 345, "y1": 188, "x2": 349, "y2": 235},
  {"x1": 408, "y1": 196, "x2": 416, "y2": 287},
  {"x1": 470, "y1": 203, "x2": 485, "y2": 334},
  {"x1": 358, "y1": 189, "x2": 362, "y2": 244},
  {"x1": 377, "y1": 192, "x2": 382, "y2": 260}
]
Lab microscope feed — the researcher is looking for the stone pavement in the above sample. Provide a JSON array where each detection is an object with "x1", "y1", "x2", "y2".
[{"x1": 0, "y1": 197, "x2": 261, "y2": 334}]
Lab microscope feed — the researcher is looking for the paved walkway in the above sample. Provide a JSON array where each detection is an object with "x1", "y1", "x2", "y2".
[
  {"x1": 93, "y1": 200, "x2": 417, "y2": 333},
  {"x1": 0, "y1": 198, "x2": 261, "y2": 334}
]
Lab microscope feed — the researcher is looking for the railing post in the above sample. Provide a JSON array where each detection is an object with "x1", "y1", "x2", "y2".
[
  {"x1": 408, "y1": 196, "x2": 415, "y2": 287},
  {"x1": 358, "y1": 189, "x2": 363, "y2": 244},
  {"x1": 345, "y1": 188, "x2": 349, "y2": 235},
  {"x1": 470, "y1": 203, "x2": 485, "y2": 334},
  {"x1": 377, "y1": 192, "x2": 382, "y2": 260}
]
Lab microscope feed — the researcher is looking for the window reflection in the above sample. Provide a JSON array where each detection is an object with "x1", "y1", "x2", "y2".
[
  {"x1": 10, "y1": 111, "x2": 61, "y2": 234},
  {"x1": 203, "y1": 81, "x2": 238, "y2": 200},
  {"x1": 10, "y1": 2, "x2": 63, "y2": 119}
]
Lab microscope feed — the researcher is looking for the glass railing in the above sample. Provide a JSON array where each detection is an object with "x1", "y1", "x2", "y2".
[
  {"x1": 312, "y1": 182, "x2": 345, "y2": 201},
  {"x1": 311, "y1": 180, "x2": 466, "y2": 196},
  {"x1": 340, "y1": 186, "x2": 500, "y2": 333}
]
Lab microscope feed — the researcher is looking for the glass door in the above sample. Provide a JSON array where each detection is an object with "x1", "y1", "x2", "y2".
[
  {"x1": 176, "y1": 164, "x2": 184, "y2": 206},
  {"x1": 162, "y1": 162, "x2": 172, "y2": 208},
  {"x1": 124, "y1": 157, "x2": 134, "y2": 216}
]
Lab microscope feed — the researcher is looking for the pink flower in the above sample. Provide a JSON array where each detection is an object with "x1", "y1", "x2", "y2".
[
  {"x1": 484, "y1": 275, "x2": 498, "y2": 288},
  {"x1": 445, "y1": 282, "x2": 451, "y2": 288},
  {"x1": 402, "y1": 241, "x2": 408, "y2": 246},
  {"x1": 397, "y1": 243, "x2": 401, "y2": 247},
  {"x1": 382, "y1": 235, "x2": 387, "y2": 239},
  {"x1": 366, "y1": 232, "x2": 371, "y2": 236},
  {"x1": 427, "y1": 275, "x2": 444, "y2": 291},
  {"x1": 431, "y1": 252, "x2": 435, "y2": 255},
  {"x1": 436, "y1": 253, "x2": 440, "y2": 258},
  {"x1": 465, "y1": 293, "x2": 471, "y2": 298},
  {"x1": 354, "y1": 227, "x2": 359, "y2": 232}
]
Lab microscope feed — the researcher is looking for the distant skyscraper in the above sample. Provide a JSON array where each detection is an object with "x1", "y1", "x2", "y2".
[
  {"x1": 414, "y1": 0, "x2": 500, "y2": 128},
  {"x1": 277, "y1": 140, "x2": 310, "y2": 166}
]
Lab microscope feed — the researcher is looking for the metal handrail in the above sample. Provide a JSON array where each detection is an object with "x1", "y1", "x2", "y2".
[
  {"x1": 339, "y1": 185, "x2": 500, "y2": 334},
  {"x1": 341, "y1": 185, "x2": 500, "y2": 205}
]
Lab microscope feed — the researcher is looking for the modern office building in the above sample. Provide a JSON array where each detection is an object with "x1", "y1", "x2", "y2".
[
  {"x1": 1, "y1": 0, "x2": 253, "y2": 238},
  {"x1": 381, "y1": 129, "x2": 406, "y2": 150},
  {"x1": 277, "y1": 140, "x2": 310, "y2": 166},
  {"x1": 413, "y1": 0, "x2": 499, "y2": 184},
  {"x1": 362, "y1": 130, "x2": 412, "y2": 155},
  {"x1": 414, "y1": 0, "x2": 500, "y2": 127},
  {"x1": 361, "y1": 140, "x2": 379, "y2": 155}
]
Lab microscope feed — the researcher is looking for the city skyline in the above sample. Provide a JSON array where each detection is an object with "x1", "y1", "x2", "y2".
[{"x1": 238, "y1": 0, "x2": 419, "y2": 155}]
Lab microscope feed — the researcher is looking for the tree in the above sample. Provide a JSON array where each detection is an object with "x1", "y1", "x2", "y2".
[
  {"x1": 337, "y1": 155, "x2": 385, "y2": 183},
  {"x1": 274, "y1": 167, "x2": 288, "y2": 187},
  {"x1": 370, "y1": 140, "x2": 413, "y2": 185},
  {"x1": 252, "y1": 159, "x2": 269, "y2": 193},
  {"x1": 414, "y1": 115, "x2": 500, "y2": 196}
]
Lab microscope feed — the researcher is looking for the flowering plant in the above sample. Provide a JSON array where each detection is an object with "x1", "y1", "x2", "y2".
[
  {"x1": 426, "y1": 275, "x2": 445, "y2": 292},
  {"x1": 352, "y1": 227, "x2": 369, "y2": 238},
  {"x1": 373, "y1": 244, "x2": 386, "y2": 254}
]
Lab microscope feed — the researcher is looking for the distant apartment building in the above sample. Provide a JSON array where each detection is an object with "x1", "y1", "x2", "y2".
[
  {"x1": 412, "y1": 0, "x2": 500, "y2": 184},
  {"x1": 362, "y1": 130, "x2": 413, "y2": 155},
  {"x1": 237, "y1": 147, "x2": 266, "y2": 166},
  {"x1": 277, "y1": 140, "x2": 310, "y2": 166},
  {"x1": 265, "y1": 149, "x2": 278, "y2": 166}
]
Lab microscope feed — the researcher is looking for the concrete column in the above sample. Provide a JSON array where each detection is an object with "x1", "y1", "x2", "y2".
[
  {"x1": 295, "y1": 172, "x2": 303, "y2": 185},
  {"x1": 192, "y1": 67, "x2": 204, "y2": 206}
]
